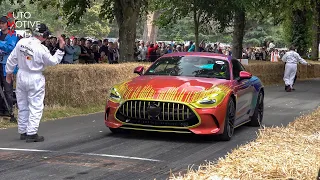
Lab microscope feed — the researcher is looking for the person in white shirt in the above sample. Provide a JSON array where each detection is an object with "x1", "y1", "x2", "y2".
[
  {"x1": 138, "y1": 41, "x2": 147, "y2": 61},
  {"x1": 5, "y1": 23, "x2": 65, "y2": 142},
  {"x1": 281, "y1": 45, "x2": 311, "y2": 92},
  {"x1": 268, "y1": 40, "x2": 275, "y2": 50}
]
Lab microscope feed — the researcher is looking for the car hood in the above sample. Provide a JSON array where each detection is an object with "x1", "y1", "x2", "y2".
[{"x1": 114, "y1": 76, "x2": 231, "y2": 103}]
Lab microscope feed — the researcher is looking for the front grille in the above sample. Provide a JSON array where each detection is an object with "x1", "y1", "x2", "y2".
[{"x1": 115, "y1": 100, "x2": 199, "y2": 127}]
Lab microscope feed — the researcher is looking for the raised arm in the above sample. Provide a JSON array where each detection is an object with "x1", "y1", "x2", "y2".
[{"x1": 42, "y1": 36, "x2": 66, "y2": 66}]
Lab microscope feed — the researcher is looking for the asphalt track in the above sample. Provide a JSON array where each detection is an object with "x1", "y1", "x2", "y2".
[{"x1": 0, "y1": 78, "x2": 319, "y2": 180}]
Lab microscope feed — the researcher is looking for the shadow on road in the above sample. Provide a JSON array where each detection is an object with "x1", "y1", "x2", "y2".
[{"x1": 104, "y1": 123, "x2": 260, "y2": 144}]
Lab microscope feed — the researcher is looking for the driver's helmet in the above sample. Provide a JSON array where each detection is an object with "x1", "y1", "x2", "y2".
[{"x1": 213, "y1": 64, "x2": 223, "y2": 73}]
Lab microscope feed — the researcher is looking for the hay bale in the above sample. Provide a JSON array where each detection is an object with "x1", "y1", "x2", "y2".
[
  {"x1": 297, "y1": 65, "x2": 308, "y2": 79},
  {"x1": 306, "y1": 64, "x2": 315, "y2": 78},
  {"x1": 246, "y1": 63, "x2": 284, "y2": 85},
  {"x1": 170, "y1": 107, "x2": 320, "y2": 180},
  {"x1": 43, "y1": 63, "x2": 151, "y2": 107},
  {"x1": 246, "y1": 64, "x2": 262, "y2": 75},
  {"x1": 243, "y1": 65, "x2": 251, "y2": 72},
  {"x1": 314, "y1": 64, "x2": 320, "y2": 78}
]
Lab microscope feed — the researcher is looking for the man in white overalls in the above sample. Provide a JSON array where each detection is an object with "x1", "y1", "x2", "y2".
[
  {"x1": 281, "y1": 45, "x2": 311, "y2": 92},
  {"x1": 5, "y1": 23, "x2": 65, "y2": 142}
]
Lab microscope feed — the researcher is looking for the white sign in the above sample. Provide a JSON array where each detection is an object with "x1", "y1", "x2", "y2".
[{"x1": 237, "y1": 59, "x2": 249, "y2": 65}]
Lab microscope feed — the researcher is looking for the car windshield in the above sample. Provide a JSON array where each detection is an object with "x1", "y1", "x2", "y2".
[{"x1": 144, "y1": 56, "x2": 230, "y2": 80}]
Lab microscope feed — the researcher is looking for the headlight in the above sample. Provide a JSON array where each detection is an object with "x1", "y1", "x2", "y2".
[
  {"x1": 198, "y1": 98, "x2": 216, "y2": 104},
  {"x1": 190, "y1": 93, "x2": 224, "y2": 108},
  {"x1": 198, "y1": 93, "x2": 219, "y2": 104},
  {"x1": 109, "y1": 87, "x2": 121, "y2": 101},
  {"x1": 110, "y1": 93, "x2": 120, "y2": 99}
]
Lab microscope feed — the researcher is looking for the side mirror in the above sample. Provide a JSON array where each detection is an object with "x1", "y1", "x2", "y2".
[
  {"x1": 239, "y1": 71, "x2": 252, "y2": 80},
  {"x1": 134, "y1": 66, "x2": 144, "y2": 75}
]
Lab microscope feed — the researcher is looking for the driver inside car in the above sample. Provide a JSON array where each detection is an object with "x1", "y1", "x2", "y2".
[
  {"x1": 197, "y1": 63, "x2": 226, "y2": 77},
  {"x1": 212, "y1": 64, "x2": 226, "y2": 76}
]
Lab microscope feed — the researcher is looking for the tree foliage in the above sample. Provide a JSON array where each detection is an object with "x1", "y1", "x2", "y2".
[
  {"x1": 0, "y1": 0, "x2": 318, "y2": 61},
  {"x1": 64, "y1": 4, "x2": 110, "y2": 39},
  {"x1": 0, "y1": 0, "x2": 150, "y2": 62},
  {"x1": 259, "y1": 0, "x2": 315, "y2": 55},
  {"x1": 0, "y1": 0, "x2": 110, "y2": 39},
  {"x1": 151, "y1": 0, "x2": 234, "y2": 51}
]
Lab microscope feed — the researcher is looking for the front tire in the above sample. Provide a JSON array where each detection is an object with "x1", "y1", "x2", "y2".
[
  {"x1": 219, "y1": 98, "x2": 236, "y2": 141},
  {"x1": 249, "y1": 91, "x2": 264, "y2": 127}
]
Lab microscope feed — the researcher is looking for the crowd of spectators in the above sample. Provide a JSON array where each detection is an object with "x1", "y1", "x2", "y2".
[
  {"x1": 134, "y1": 40, "x2": 233, "y2": 62},
  {"x1": 241, "y1": 41, "x2": 288, "y2": 61},
  {"x1": 42, "y1": 35, "x2": 119, "y2": 64},
  {"x1": 42, "y1": 35, "x2": 287, "y2": 64},
  {"x1": 134, "y1": 39, "x2": 287, "y2": 62}
]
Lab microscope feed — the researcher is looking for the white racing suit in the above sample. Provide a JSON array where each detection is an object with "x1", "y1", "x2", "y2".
[
  {"x1": 5, "y1": 37, "x2": 64, "y2": 135},
  {"x1": 281, "y1": 50, "x2": 308, "y2": 89}
]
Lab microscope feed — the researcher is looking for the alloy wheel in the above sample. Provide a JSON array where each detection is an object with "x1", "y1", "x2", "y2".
[
  {"x1": 257, "y1": 94, "x2": 264, "y2": 125},
  {"x1": 227, "y1": 101, "x2": 235, "y2": 137}
]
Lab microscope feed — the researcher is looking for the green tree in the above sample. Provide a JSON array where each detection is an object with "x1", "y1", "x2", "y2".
[
  {"x1": 0, "y1": 0, "x2": 110, "y2": 39},
  {"x1": 99, "y1": 0, "x2": 148, "y2": 62},
  {"x1": 64, "y1": 4, "x2": 110, "y2": 39},
  {"x1": 0, "y1": 0, "x2": 20, "y2": 15},
  {"x1": 152, "y1": 0, "x2": 234, "y2": 52},
  {"x1": 311, "y1": 0, "x2": 320, "y2": 60},
  {"x1": 243, "y1": 18, "x2": 287, "y2": 48},
  {"x1": 228, "y1": 0, "x2": 294, "y2": 58},
  {"x1": 227, "y1": 0, "x2": 272, "y2": 58},
  {"x1": 261, "y1": 0, "x2": 315, "y2": 56},
  {"x1": 0, "y1": 0, "x2": 148, "y2": 62}
]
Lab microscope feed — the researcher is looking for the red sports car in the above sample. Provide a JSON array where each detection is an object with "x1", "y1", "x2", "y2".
[{"x1": 104, "y1": 52, "x2": 264, "y2": 141}]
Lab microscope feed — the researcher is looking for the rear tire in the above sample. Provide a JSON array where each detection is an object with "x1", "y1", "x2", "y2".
[
  {"x1": 219, "y1": 98, "x2": 236, "y2": 141},
  {"x1": 249, "y1": 91, "x2": 264, "y2": 127}
]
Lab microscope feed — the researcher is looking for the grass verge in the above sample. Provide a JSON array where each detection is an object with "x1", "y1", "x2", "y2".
[
  {"x1": 169, "y1": 107, "x2": 320, "y2": 180},
  {"x1": 0, "y1": 104, "x2": 105, "y2": 129}
]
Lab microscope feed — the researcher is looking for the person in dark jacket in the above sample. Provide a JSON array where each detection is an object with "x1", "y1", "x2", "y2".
[{"x1": 0, "y1": 16, "x2": 18, "y2": 118}]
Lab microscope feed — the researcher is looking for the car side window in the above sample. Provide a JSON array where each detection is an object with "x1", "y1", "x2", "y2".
[{"x1": 231, "y1": 59, "x2": 245, "y2": 79}]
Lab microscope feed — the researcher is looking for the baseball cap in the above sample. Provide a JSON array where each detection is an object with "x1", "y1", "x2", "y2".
[
  {"x1": 29, "y1": 23, "x2": 51, "y2": 39},
  {"x1": 0, "y1": 16, "x2": 8, "y2": 23},
  {"x1": 35, "y1": 23, "x2": 50, "y2": 33}
]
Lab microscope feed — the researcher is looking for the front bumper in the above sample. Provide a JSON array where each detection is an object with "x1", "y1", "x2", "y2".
[{"x1": 104, "y1": 100, "x2": 228, "y2": 135}]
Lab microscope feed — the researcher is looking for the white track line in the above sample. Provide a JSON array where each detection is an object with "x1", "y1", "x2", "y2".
[
  {"x1": 69, "y1": 152, "x2": 161, "y2": 162},
  {"x1": 0, "y1": 148, "x2": 54, "y2": 152},
  {"x1": 0, "y1": 147, "x2": 161, "y2": 162}
]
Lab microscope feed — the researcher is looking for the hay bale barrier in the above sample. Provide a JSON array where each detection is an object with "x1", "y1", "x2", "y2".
[
  {"x1": 43, "y1": 62, "x2": 150, "y2": 107},
  {"x1": 170, "y1": 107, "x2": 320, "y2": 180},
  {"x1": 43, "y1": 61, "x2": 320, "y2": 108},
  {"x1": 244, "y1": 62, "x2": 286, "y2": 85}
]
